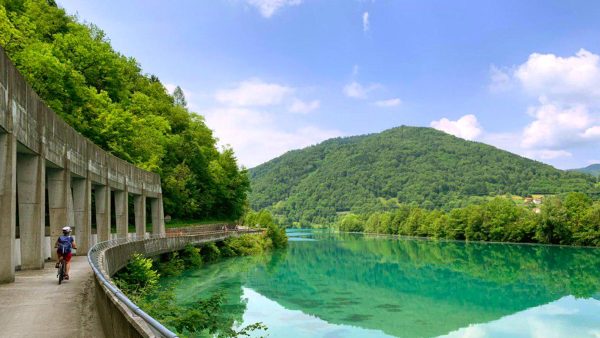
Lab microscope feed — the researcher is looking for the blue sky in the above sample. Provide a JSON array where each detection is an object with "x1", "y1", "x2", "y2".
[{"x1": 59, "y1": 0, "x2": 600, "y2": 169}]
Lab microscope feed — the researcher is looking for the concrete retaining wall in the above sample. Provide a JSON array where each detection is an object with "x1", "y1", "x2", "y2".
[
  {"x1": 91, "y1": 231, "x2": 259, "y2": 337},
  {"x1": 0, "y1": 41, "x2": 165, "y2": 284}
]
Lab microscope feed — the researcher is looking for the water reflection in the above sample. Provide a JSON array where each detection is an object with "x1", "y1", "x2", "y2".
[{"x1": 167, "y1": 229, "x2": 600, "y2": 337}]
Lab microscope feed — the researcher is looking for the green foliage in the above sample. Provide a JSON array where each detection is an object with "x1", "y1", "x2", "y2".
[
  {"x1": 155, "y1": 252, "x2": 186, "y2": 277},
  {"x1": 571, "y1": 163, "x2": 600, "y2": 178},
  {"x1": 181, "y1": 244, "x2": 203, "y2": 268},
  {"x1": 266, "y1": 223, "x2": 288, "y2": 249},
  {"x1": 338, "y1": 213, "x2": 364, "y2": 232},
  {"x1": 249, "y1": 126, "x2": 598, "y2": 226},
  {"x1": 201, "y1": 242, "x2": 222, "y2": 262},
  {"x1": 241, "y1": 209, "x2": 288, "y2": 249},
  {"x1": 114, "y1": 247, "x2": 268, "y2": 338},
  {"x1": 113, "y1": 254, "x2": 159, "y2": 299},
  {"x1": 242, "y1": 209, "x2": 276, "y2": 228},
  {"x1": 146, "y1": 289, "x2": 267, "y2": 338},
  {"x1": 224, "y1": 234, "x2": 267, "y2": 256},
  {"x1": 337, "y1": 193, "x2": 600, "y2": 247},
  {"x1": 0, "y1": 0, "x2": 250, "y2": 220}
]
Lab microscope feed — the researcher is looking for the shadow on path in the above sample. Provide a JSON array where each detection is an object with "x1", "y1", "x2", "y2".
[{"x1": 0, "y1": 256, "x2": 105, "y2": 338}]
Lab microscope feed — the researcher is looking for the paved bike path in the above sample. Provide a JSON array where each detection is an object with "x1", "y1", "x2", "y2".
[{"x1": 0, "y1": 256, "x2": 105, "y2": 338}]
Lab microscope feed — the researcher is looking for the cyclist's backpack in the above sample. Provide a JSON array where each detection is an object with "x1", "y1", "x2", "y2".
[{"x1": 58, "y1": 235, "x2": 72, "y2": 254}]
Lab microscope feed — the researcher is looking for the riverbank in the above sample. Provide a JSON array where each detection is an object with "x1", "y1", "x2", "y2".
[{"x1": 112, "y1": 225, "x2": 287, "y2": 337}]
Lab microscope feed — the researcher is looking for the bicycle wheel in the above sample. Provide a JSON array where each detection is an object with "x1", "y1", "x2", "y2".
[{"x1": 58, "y1": 260, "x2": 65, "y2": 285}]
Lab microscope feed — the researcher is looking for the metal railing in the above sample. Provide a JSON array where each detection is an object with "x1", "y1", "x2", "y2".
[{"x1": 87, "y1": 228, "x2": 261, "y2": 338}]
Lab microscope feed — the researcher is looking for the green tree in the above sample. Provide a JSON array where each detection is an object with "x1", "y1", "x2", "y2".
[
  {"x1": 172, "y1": 85, "x2": 187, "y2": 107},
  {"x1": 0, "y1": 0, "x2": 250, "y2": 221}
]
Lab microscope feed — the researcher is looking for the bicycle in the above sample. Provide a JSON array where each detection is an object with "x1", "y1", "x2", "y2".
[{"x1": 57, "y1": 256, "x2": 67, "y2": 285}]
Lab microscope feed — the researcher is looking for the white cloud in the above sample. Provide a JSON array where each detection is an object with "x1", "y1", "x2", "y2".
[
  {"x1": 362, "y1": 12, "x2": 369, "y2": 32},
  {"x1": 343, "y1": 81, "x2": 380, "y2": 99},
  {"x1": 205, "y1": 79, "x2": 333, "y2": 166},
  {"x1": 513, "y1": 50, "x2": 600, "y2": 152},
  {"x1": 521, "y1": 103, "x2": 592, "y2": 149},
  {"x1": 525, "y1": 149, "x2": 573, "y2": 160},
  {"x1": 215, "y1": 79, "x2": 293, "y2": 106},
  {"x1": 430, "y1": 114, "x2": 482, "y2": 141},
  {"x1": 582, "y1": 125, "x2": 600, "y2": 139},
  {"x1": 490, "y1": 49, "x2": 600, "y2": 166},
  {"x1": 374, "y1": 98, "x2": 401, "y2": 107},
  {"x1": 515, "y1": 49, "x2": 600, "y2": 103},
  {"x1": 205, "y1": 107, "x2": 341, "y2": 167},
  {"x1": 289, "y1": 99, "x2": 320, "y2": 114},
  {"x1": 246, "y1": 0, "x2": 302, "y2": 18},
  {"x1": 164, "y1": 83, "x2": 177, "y2": 94}
]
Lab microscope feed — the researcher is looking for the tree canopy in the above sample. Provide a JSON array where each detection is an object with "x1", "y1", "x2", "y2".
[
  {"x1": 249, "y1": 126, "x2": 598, "y2": 226},
  {"x1": 336, "y1": 193, "x2": 600, "y2": 247},
  {"x1": 0, "y1": 0, "x2": 249, "y2": 220}
]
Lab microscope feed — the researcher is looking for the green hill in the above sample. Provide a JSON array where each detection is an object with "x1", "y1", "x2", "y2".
[
  {"x1": 249, "y1": 126, "x2": 597, "y2": 226},
  {"x1": 0, "y1": 1, "x2": 249, "y2": 220},
  {"x1": 571, "y1": 164, "x2": 600, "y2": 177}
]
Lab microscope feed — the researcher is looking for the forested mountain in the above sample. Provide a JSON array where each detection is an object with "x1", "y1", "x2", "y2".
[
  {"x1": 249, "y1": 126, "x2": 597, "y2": 226},
  {"x1": 0, "y1": 0, "x2": 249, "y2": 220},
  {"x1": 571, "y1": 164, "x2": 600, "y2": 177}
]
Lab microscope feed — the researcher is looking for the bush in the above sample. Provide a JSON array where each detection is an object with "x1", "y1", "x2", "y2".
[
  {"x1": 338, "y1": 213, "x2": 364, "y2": 232},
  {"x1": 224, "y1": 234, "x2": 266, "y2": 256},
  {"x1": 113, "y1": 253, "x2": 159, "y2": 299},
  {"x1": 338, "y1": 195, "x2": 600, "y2": 247},
  {"x1": 266, "y1": 223, "x2": 288, "y2": 249},
  {"x1": 181, "y1": 244, "x2": 203, "y2": 268},
  {"x1": 155, "y1": 251, "x2": 185, "y2": 277},
  {"x1": 201, "y1": 242, "x2": 221, "y2": 262}
]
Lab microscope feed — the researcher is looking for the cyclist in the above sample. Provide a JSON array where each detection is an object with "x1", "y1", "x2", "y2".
[{"x1": 55, "y1": 226, "x2": 77, "y2": 280}]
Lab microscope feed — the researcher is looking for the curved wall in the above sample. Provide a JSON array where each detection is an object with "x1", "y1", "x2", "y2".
[
  {"x1": 0, "y1": 45, "x2": 164, "y2": 283},
  {"x1": 90, "y1": 231, "x2": 259, "y2": 337}
]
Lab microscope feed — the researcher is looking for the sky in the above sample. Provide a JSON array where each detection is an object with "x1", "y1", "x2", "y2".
[{"x1": 58, "y1": 0, "x2": 600, "y2": 169}]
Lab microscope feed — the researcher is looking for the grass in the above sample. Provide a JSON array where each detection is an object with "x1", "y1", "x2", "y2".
[
  {"x1": 125, "y1": 219, "x2": 235, "y2": 233},
  {"x1": 165, "y1": 219, "x2": 235, "y2": 229}
]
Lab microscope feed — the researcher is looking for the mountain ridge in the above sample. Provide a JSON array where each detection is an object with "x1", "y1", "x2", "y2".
[
  {"x1": 249, "y1": 126, "x2": 597, "y2": 226},
  {"x1": 571, "y1": 164, "x2": 600, "y2": 177}
]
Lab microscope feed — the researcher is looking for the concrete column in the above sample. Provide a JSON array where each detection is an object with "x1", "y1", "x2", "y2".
[
  {"x1": 17, "y1": 153, "x2": 45, "y2": 270},
  {"x1": 95, "y1": 185, "x2": 110, "y2": 242},
  {"x1": 133, "y1": 193, "x2": 146, "y2": 238},
  {"x1": 159, "y1": 195, "x2": 165, "y2": 234},
  {"x1": 114, "y1": 189, "x2": 128, "y2": 238},
  {"x1": 0, "y1": 133, "x2": 16, "y2": 283},
  {"x1": 67, "y1": 183, "x2": 74, "y2": 229},
  {"x1": 72, "y1": 177, "x2": 91, "y2": 254},
  {"x1": 47, "y1": 167, "x2": 71, "y2": 260},
  {"x1": 150, "y1": 197, "x2": 164, "y2": 235}
]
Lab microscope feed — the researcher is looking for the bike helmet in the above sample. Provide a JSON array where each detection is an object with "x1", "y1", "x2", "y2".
[{"x1": 62, "y1": 226, "x2": 72, "y2": 233}]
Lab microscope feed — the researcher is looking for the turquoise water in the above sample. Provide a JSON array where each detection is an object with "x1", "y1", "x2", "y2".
[{"x1": 167, "y1": 230, "x2": 600, "y2": 337}]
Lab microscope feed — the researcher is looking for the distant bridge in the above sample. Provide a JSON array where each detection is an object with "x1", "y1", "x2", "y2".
[{"x1": 0, "y1": 45, "x2": 165, "y2": 284}]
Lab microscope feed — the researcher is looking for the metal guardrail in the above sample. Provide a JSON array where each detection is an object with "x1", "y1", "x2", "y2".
[{"x1": 87, "y1": 229, "x2": 261, "y2": 338}]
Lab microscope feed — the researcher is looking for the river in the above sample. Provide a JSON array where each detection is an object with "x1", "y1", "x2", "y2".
[{"x1": 165, "y1": 229, "x2": 600, "y2": 337}]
